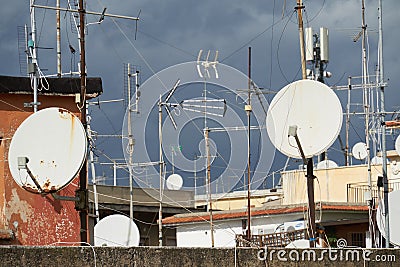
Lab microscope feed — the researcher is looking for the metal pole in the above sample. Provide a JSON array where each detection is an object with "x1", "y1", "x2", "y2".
[
  {"x1": 361, "y1": 0, "x2": 375, "y2": 246},
  {"x1": 127, "y1": 63, "x2": 134, "y2": 221},
  {"x1": 56, "y1": 0, "x2": 61, "y2": 77},
  {"x1": 378, "y1": 0, "x2": 390, "y2": 248},
  {"x1": 205, "y1": 128, "x2": 214, "y2": 247},
  {"x1": 194, "y1": 154, "x2": 197, "y2": 197},
  {"x1": 87, "y1": 117, "x2": 99, "y2": 223},
  {"x1": 113, "y1": 161, "x2": 117, "y2": 186},
  {"x1": 306, "y1": 159, "x2": 316, "y2": 248},
  {"x1": 346, "y1": 77, "x2": 352, "y2": 166},
  {"x1": 246, "y1": 47, "x2": 252, "y2": 241},
  {"x1": 78, "y1": 0, "x2": 89, "y2": 244},
  {"x1": 296, "y1": 0, "x2": 315, "y2": 247},
  {"x1": 30, "y1": 0, "x2": 39, "y2": 112},
  {"x1": 158, "y1": 95, "x2": 163, "y2": 247},
  {"x1": 296, "y1": 0, "x2": 307, "y2": 79}
]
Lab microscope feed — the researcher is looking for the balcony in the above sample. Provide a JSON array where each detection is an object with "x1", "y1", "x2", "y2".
[{"x1": 347, "y1": 181, "x2": 400, "y2": 203}]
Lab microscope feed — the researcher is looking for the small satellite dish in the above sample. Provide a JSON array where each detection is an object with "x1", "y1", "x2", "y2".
[
  {"x1": 8, "y1": 108, "x2": 87, "y2": 194},
  {"x1": 395, "y1": 135, "x2": 400, "y2": 156},
  {"x1": 371, "y1": 156, "x2": 388, "y2": 165},
  {"x1": 94, "y1": 214, "x2": 140, "y2": 247},
  {"x1": 376, "y1": 190, "x2": 400, "y2": 246},
  {"x1": 316, "y1": 160, "x2": 338, "y2": 170},
  {"x1": 166, "y1": 173, "x2": 183, "y2": 190},
  {"x1": 266, "y1": 80, "x2": 342, "y2": 159},
  {"x1": 352, "y1": 142, "x2": 368, "y2": 160}
]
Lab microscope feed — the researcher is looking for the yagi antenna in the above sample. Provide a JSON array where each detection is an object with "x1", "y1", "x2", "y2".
[
  {"x1": 196, "y1": 50, "x2": 219, "y2": 78},
  {"x1": 162, "y1": 79, "x2": 181, "y2": 129}
]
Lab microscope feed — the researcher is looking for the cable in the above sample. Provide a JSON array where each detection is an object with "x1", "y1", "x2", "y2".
[
  {"x1": 221, "y1": 11, "x2": 291, "y2": 63},
  {"x1": 276, "y1": 10, "x2": 296, "y2": 83}
]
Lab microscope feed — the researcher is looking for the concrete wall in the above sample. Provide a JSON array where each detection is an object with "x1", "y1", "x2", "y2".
[{"x1": 0, "y1": 246, "x2": 398, "y2": 266}]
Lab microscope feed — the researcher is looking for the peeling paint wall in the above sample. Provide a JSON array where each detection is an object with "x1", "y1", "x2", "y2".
[{"x1": 0, "y1": 94, "x2": 81, "y2": 245}]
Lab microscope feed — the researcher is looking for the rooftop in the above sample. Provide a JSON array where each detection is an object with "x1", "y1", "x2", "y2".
[
  {"x1": 162, "y1": 202, "x2": 369, "y2": 226},
  {"x1": 0, "y1": 75, "x2": 102, "y2": 97}
]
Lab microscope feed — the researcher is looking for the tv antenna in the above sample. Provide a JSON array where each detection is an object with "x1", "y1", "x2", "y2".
[{"x1": 196, "y1": 50, "x2": 219, "y2": 79}]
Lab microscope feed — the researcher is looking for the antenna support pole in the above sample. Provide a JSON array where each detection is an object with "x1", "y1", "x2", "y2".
[
  {"x1": 295, "y1": 0, "x2": 307, "y2": 80},
  {"x1": 246, "y1": 47, "x2": 252, "y2": 241},
  {"x1": 205, "y1": 128, "x2": 215, "y2": 247},
  {"x1": 289, "y1": 125, "x2": 316, "y2": 247},
  {"x1": 76, "y1": 0, "x2": 89, "y2": 244},
  {"x1": 158, "y1": 99, "x2": 163, "y2": 247},
  {"x1": 378, "y1": 0, "x2": 390, "y2": 248}
]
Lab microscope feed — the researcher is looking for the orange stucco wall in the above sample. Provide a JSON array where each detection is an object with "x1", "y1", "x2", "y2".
[{"x1": 0, "y1": 93, "x2": 82, "y2": 245}]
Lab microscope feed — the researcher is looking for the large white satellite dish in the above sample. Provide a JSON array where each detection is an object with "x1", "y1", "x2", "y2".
[
  {"x1": 266, "y1": 80, "x2": 342, "y2": 159},
  {"x1": 376, "y1": 190, "x2": 400, "y2": 246},
  {"x1": 316, "y1": 159, "x2": 338, "y2": 170},
  {"x1": 166, "y1": 173, "x2": 183, "y2": 190},
  {"x1": 352, "y1": 142, "x2": 368, "y2": 160},
  {"x1": 395, "y1": 135, "x2": 400, "y2": 156},
  {"x1": 94, "y1": 214, "x2": 140, "y2": 246},
  {"x1": 8, "y1": 107, "x2": 87, "y2": 194}
]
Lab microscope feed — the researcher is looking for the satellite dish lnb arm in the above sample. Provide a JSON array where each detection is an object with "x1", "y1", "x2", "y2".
[
  {"x1": 288, "y1": 126, "x2": 307, "y2": 165},
  {"x1": 17, "y1": 157, "x2": 44, "y2": 194}
]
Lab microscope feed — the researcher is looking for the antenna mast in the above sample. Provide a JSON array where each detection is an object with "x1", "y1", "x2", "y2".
[
  {"x1": 77, "y1": 0, "x2": 89, "y2": 244},
  {"x1": 28, "y1": 0, "x2": 39, "y2": 112},
  {"x1": 296, "y1": 0, "x2": 307, "y2": 79},
  {"x1": 56, "y1": 0, "x2": 61, "y2": 77},
  {"x1": 296, "y1": 0, "x2": 316, "y2": 247},
  {"x1": 360, "y1": 0, "x2": 375, "y2": 246},
  {"x1": 246, "y1": 47, "x2": 252, "y2": 241},
  {"x1": 378, "y1": 0, "x2": 390, "y2": 248}
]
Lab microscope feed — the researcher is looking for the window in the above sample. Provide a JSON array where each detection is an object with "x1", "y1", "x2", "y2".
[{"x1": 350, "y1": 232, "x2": 365, "y2": 247}]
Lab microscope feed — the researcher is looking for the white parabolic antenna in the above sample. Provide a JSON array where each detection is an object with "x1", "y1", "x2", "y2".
[
  {"x1": 94, "y1": 214, "x2": 140, "y2": 246},
  {"x1": 352, "y1": 142, "x2": 368, "y2": 160},
  {"x1": 166, "y1": 173, "x2": 183, "y2": 190},
  {"x1": 316, "y1": 160, "x2": 338, "y2": 170},
  {"x1": 8, "y1": 107, "x2": 87, "y2": 194},
  {"x1": 376, "y1": 190, "x2": 400, "y2": 246},
  {"x1": 266, "y1": 80, "x2": 343, "y2": 158},
  {"x1": 395, "y1": 135, "x2": 400, "y2": 156}
]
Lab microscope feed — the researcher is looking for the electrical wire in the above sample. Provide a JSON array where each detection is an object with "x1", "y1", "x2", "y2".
[{"x1": 276, "y1": 10, "x2": 296, "y2": 84}]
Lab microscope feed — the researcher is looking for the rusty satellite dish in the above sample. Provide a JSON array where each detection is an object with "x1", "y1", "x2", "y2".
[
  {"x1": 94, "y1": 214, "x2": 140, "y2": 246},
  {"x1": 266, "y1": 79, "x2": 343, "y2": 159},
  {"x1": 8, "y1": 107, "x2": 87, "y2": 194}
]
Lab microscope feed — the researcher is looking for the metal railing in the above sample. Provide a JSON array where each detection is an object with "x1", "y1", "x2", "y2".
[
  {"x1": 347, "y1": 181, "x2": 400, "y2": 203},
  {"x1": 236, "y1": 229, "x2": 306, "y2": 247}
]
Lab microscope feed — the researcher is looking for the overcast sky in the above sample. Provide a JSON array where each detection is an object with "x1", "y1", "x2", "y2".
[{"x1": 1, "y1": 0, "x2": 399, "y2": 190}]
